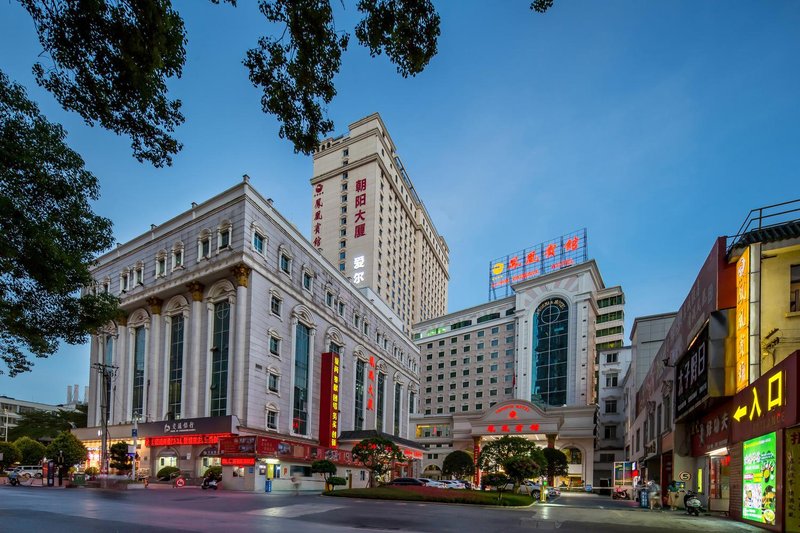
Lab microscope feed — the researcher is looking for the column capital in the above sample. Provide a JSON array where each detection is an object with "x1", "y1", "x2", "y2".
[
  {"x1": 231, "y1": 264, "x2": 251, "y2": 288},
  {"x1": 186, "y1": 281, "x2": 205, "y2": 302},
  {"x1": 146, "y1": 297, "x2": 163, "y2": 315}
]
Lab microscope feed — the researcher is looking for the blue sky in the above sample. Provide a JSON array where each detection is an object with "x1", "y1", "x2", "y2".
[{"x1": 1, "y1": 1, "x2": 798, "y2": 404}]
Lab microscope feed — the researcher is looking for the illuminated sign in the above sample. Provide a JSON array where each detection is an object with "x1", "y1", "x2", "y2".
[
  {"x1": 354, "y1": 178, "x2": 367, "y2": 239},
  {"x1": 318, "y1": 352, "x2": 341, "y2": 448},
  {"x1": 312, "y1": 183, "x2": 323, "y2": 248},
  {"x1": 489, "y1": 229, "x2": 588, "y2": 300},
  {"x1": 690, "y1": 400, "x2": 731, "y2": 456},
  {"x1": 145, "y1": 433, "x2": 232, "y2": 447},
  {"x1": 736, "y1": 247, "x2": 750, "y2": 392},
  {"x1": 786, "y1": 428, "x2": 800, "y2": 532},
  {"x1": 675, "y1": 327, "x2": 708, "y2": 419},
  {"x1": 742, "y1": 432, "x2": 777, "y2": 525},
  {"x1": 487, "y1": 423, "x2": 540, "y2": 433},
  {"x1": 732, "y1": 351, "x2": 798, "y2": 444},
  {"x1": 221, "y1": 457, "x2": 256, "y2": 467},
  {"x1": 366, "y1": 356, "x2": 376, "y2": 410},
  {"x1": 353, "y1": 255, "x2": 365, "y2": 284}
]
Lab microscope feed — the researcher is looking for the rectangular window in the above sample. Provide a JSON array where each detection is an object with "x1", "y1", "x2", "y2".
[
  {"x1": 409, "y1": 391, "x2": 415, "y2": 414},
  {"x1": 791, "y1": 265, "x2": 800, "y2": 312},
  {"x1": 132, "y1": 326, "x2": 146, "y2": 418},
  {"x1": 135, "y1": 267, "x2": 143, "y2": 285},
  {"x1": 293, "y1": 322, "x2": 310, "y2": 434},
  {"x1": 355, "y1": 359, "x2": 365, "y2": 430},
  {"x1": 604, "y1": 425, "x2": 617, "y2": 439},
  {"x1": 605, "y1": 400, "x2": 617, "y2": 413},
  {"x1": 156, "y1": 257, "x2": 166, "y2": 277},
  {"x1": 376, "y1": 372, "x2": 385, "y2": 431},
  {"x1": 280, "y1": 253, "x2": 291, "y2": 274},
  {"x1": 172, "y1": 249, "x2": 183, "y2": 269},
  {"x1": 302, "y1": 271, "x2": 312, "y2": 291},
  {"x1": 394, "y1": 383, "x2": 402, "y2": 435},
  {"x1": 337, "y1": 301, "x2": 345, "y2": 316},
  {"x1": 269, "y1": 335, "x2": 280, "y2": 357},
  {"x1": 211, "y1": 301, "x2": 230, "y2": 416},
  {"x1": 326, "y1": 292, "x2": 334, "y2": 307},
  {"x1": 606, "y1": 352, "x2": 619, "y2": 363},
  {"x1": 264, "y1": 410, "x2": 278, "y2": 430},
  {"x1": 168, "y1": 315, "x2": 184, "y2": 419},
  {"x1": 201, "y1": 237, "x2": 211, "y2": 259},
  {"x1": 219, "y1": 229, "x2": 230, "y2": 249},
  {"x1": 253, "y1": 232, "x2": 265, "y2": 254},
  {"x1": 606, "y1": 373, "x2": 619, "y2": 387},
  {"x1": 268, "y1": 372, "x2": 279, "y2": 393},
  {"x1": 270, "y1": 295, "x2": 282, "y2": 316}
]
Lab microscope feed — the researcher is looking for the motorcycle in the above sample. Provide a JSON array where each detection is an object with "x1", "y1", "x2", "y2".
[
  {"x1": 8, "y1": 472, "x2": 20, "y2": 486},
  {"x1": 612, "y1": 486, "x2": 630, "y2": 500},
  {"x1": 201, "y1": 475, "x2": 221, "y2": 490},
  {"x1": 684, "y1": 490, "x2": 704, "y2": 516}
]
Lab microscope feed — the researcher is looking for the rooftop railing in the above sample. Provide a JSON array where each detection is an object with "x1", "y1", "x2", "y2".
[{"x1": 726, "y1": 198, "x2": 800, "y2": 253}]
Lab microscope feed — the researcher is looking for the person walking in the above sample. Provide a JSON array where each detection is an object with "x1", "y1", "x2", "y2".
[{"x1": 291, "y1": 475, "x2": 300, "y2": 496}]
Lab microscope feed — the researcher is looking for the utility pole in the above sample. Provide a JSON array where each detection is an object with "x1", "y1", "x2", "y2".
[{"x1": 92, "y1": 362, "x2": 118, "y2": 476}]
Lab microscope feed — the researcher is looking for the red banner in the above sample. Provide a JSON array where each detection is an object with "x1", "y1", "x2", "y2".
[
  {"x1": 221, "y1": 457, "x2": 255, "y2": 466},
  {"x1": 318, "y1": 352, "x2": 340, "y2": 447},
  {"x1": 218, "y1": 435, "x2": 360, "y2": 466}
]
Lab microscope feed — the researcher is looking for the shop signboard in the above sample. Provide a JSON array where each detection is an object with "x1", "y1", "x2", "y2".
[
  {"x1": 786, "y1": 427, "x2": 800, "y2": 531},
  {"x1": 690, "y1": 400, "x2": 731, "y2": 456},
  {"x1": 675, "y1": 327, "x2": 709, "y2": 419},
  {"x1": 732, "y1": 351, "x2": 798, "y2": 444},
  {"x1": 735, "y1": 247, "x2": 750, "y2": 392},
  {"x1": 137, "y1": 415, "x2": 238, "y2": 438},
  {"x1": 488, "y1": 229, "x2": 588, "y2": 300},
  {"x1": 318, "y1": 352, "x2": 341, "y2": 448},
  {"x1": 742, "y1": 432, "x2": 777, "y2": 525},
  {"x1": 217, "y1": 435, "x2": 361, "y2": 467}
]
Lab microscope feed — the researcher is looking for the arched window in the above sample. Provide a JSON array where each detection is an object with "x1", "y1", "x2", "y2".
[
  {"x1": 563, "y1": 447, "x2": 582, "y2": 465},
  {"x1": 531, "y1": 298, "x2": 569, "y2": 406}
]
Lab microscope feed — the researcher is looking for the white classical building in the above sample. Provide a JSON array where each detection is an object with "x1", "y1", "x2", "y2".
[
  {"x1": 412, "y1": 260, "x2": 624, "y2": 487},
  {"x1": 75, "y1": 178, "x2": 422, "y2": 491}
]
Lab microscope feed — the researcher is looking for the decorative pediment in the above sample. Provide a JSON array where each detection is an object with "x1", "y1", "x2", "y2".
[{"x1": 476, "y1": 400, "x2": 548, "y2": 424}]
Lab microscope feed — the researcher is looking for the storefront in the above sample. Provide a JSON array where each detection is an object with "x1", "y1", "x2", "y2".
[
  {"x1": 730, "y1": 350, "x2": 799, "y2": 532},
  {"x1": 214, "y1": 432, "x2": 423, "y2": 492},
  {"x1": 689, "y1": 399, "x2": 733, "y2": 513}
]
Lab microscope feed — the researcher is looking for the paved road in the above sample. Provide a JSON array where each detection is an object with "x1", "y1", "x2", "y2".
[{"x1": 0, "y1": 484, "x2": 763, "y2": 532}]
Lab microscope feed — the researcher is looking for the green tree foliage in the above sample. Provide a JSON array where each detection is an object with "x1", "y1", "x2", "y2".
[
  {"x1": 442, "y1": 450, "x2": 474, "y2": 480},
  {"x1": 328, "y1": 475, "x2": 346, "y2": 490},
  {"x1": 45, "y1": 431, "x2": 88, "y2": 468},
  {"x1": 0, "y1": 72, "x2": 118, "y2": 376},
  {"x1": 351, "y1": 436, "x2": 403, "y2": 487},
  {"x1": 13, "y1": 436, "x2": 46, "y2": 466},
  {"x1": 483, "y1": 471, "x2": 509, "y2": 502},
  {"x1": 7, "y1": 405, "x2": 88, "y2": 441},
  {"x1": 109, "y1": 441, "x2": 132, "y2": 472},
  {"x1": 503, "y1": 456, "x2": 541, "y2": 493},
  {"x1": 203, "y1": 465, "x2": 222, "y2": 479},
  {"x1": 19, "y1": 0, "x2": 187, "y2": 167},
  {"x1": 542, "y1": 447, "x2": 568, "y2": 486},
  {"x1": 0, "y1": 441, "x2": 22, "y2": 471},
  {"x1": 311, "y1": 459, "x2": 337, "y2": 485},
  {"x1": 478, "y1": 436, "x2": 545, "y2": 473}
]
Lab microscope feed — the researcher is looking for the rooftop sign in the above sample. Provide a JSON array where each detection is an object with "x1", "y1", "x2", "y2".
[{"x1": 488, "y1": 229, "x2": 588, "y2": 300}]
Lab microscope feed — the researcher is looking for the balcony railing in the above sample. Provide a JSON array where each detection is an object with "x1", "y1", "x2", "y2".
[{"x1": 727, "y1": 198, "x2": 800, "y2": 254}]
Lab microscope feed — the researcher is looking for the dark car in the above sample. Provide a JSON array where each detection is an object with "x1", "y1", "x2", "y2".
[{"x1": 388, "y1": 477, "x2": 425, "y2": 486}]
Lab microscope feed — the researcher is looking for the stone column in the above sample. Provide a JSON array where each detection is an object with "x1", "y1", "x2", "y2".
[
  {"x1": 546, "y1": 433, "x2": 557, "y2": 448},
  {"x1": 231, "y1": 264, "x2": 251, "y2": 421},
  {"x1": 115, "y1": 315, "x2": 128, "y2": 423},
  {"x1": 307, "y1": 326, "x2": 316, "y2": 437},
  {"x1": 162, "y1": 314, "x2": 172, "y2": 420},
  {"x1": 88, "y1": 335, "x2": 101, "y2": 426},
  {"x1": 473, "y1": 436, "x2": 482, "y2": 488},
  {"x1": 186, "y1": 282, "x2": 205, "y2": 419},
  {"x1": 147, "y1": 297, "x2": 163, "y2": 422}
]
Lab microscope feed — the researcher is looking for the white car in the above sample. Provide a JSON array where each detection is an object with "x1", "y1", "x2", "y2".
[
  {"x1": 504, "y1": 480, "x2": 542, "y2": 497},
  {"x1": 441, "y1": 480, "x2": 466, "y2": 489},
  {"x1": 418, "y1": 477, "x2": 447, "y2": 488}
]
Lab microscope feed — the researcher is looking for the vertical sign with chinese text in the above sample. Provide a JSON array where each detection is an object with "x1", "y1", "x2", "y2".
[
  {"x1": 366, "y1": 356, "x2": 376, "y2": 411},
  {"x1": 786, "y1": 427, "x2": 800, "y2": 531},
  {"x1": 318, "y1": 352, "x2": 340, "y2": 448},
  {"x1": 312, "y1": 183, "x2": 323, "y2": 248},
  {"x1": 354, "y1": 178, "x2": 367, "y2": 239},
  {"x1": 736, "y1": 247, "x2": 750, "y2": 392}
]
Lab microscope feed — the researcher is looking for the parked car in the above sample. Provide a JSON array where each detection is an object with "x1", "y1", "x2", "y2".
[
  {"x1": 547, "y1": 487, "x2": 561, "y2": 498},
  {"x1": 12, "y1": 466, "x2": 43, "y2": 479},
  {"x1": 504, "y1": 480, "x2": 542, "y2": 498},
  {"x1": 418, "y1": 477, "x2": 447, "y2": 488},
  {"x1": 457, "y1": 479, "x2": 474, "y2": 490},
  {"x1": 388, "y1": 477, "x2": 425, "y2": 486},
  {"x1": 440, "y1": 480, "x2": 466, "y2": 489}
]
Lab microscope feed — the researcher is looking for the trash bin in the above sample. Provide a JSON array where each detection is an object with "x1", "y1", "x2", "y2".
[{"x1": 265, "y1": 479, "x2": 272, "y2": 493}]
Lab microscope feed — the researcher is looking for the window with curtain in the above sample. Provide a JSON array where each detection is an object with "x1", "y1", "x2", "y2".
[
  {"x1": 293, "y1": 322, "x2": 310, "y2": 434},
  {"x1": 211, "y1": 302, "x2": 230, "y2": 416}
]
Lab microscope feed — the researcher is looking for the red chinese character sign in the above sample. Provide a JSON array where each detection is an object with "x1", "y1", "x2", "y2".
[
  {"x1": 354, "y1": 178, "x2": 367, "y2": 240},
  {"x1": 319, "y1": 352, "x2": 341, "y2": 447},
  {"x1": 312, "y1": 183, "x2": 324, "y2": 248},
  {"x1": 366, "y1": 356, "x2": 376, "y2": 410},
  {"x1": 489, "y1": 229, "x2": 588, "y2": 300}
]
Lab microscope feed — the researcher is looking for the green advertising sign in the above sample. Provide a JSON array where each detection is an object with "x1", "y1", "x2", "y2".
[{"x1": 742, "y1": 432, "x2": 777, "y2": 525}]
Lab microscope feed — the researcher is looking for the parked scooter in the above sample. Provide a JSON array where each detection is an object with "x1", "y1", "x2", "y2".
[
  {"x1": 8, "y1": 471, "x2": 20, "y2": 486},
  {"x1": 201, "y1": 475, "x2": 221, "y2": 490},
  {"x1": 684, "y1": 490, "x2": 704, "y2": 516},
  {"x1": 612, "y1": 486, "x2": 630, "y2": 500}
]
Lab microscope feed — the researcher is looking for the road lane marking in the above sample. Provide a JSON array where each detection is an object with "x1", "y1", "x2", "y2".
[{"x1": 246, "y1": 503, "x2": 345, "y2": 518}]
